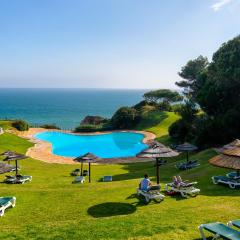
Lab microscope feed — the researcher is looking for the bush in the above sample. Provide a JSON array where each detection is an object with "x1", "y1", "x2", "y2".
[
  {"x1": 12, "y1": 120, "x2": 29, "y2": 131},
  {"x1": 111, "y1": 107, "x2": 140, "y2": 129},
  {"x1": 40, "y1": 124, "x2": 61, "y2": 130},
  {"x1": 74, "y1": 124, "x2": 107, "y2": 133}
]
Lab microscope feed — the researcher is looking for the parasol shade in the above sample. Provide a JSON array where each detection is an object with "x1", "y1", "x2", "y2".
[
  {"x1": 209, "y1": 147, "x2": 240, "y2": 170},
  {"x1": 175, "y1": 142, "x2": 198, "y2": 151},
  {"x1": 74, "y1": 152, "x2": 100, "y2": 183},
  {"x1": 137, "y1": 144, "x2": 179, "y2": 184},
  {"x1": 3, "y1": 153, "x2": 27, "y2": 176},
  {"x1": 138, "y1": 146, "x2": 179, "y2": 158},
  {"x1": 74, "y1": 153, "x2": 99, "y2": 163}
]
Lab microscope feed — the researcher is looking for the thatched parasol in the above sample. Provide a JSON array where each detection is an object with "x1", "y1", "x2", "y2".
[
  {"x1": 0, "y1": 150, "x2": 16, "y2": 156},
  {"x1": 209, "y1": 147, "x2": 240, "y2": 176},
  {"x1": 0, "y1": 162, "x2": 15, "y2": 174},
  {"x1": 175, "y1": 142, "x2": 198, "y2": 163},
  {"x1": 74, "y1": 153, "x2": 100, "y2": 183},
  {"x1": 3, "y1": 153, "x2": 27, "y2": 176},
  {"x1": 218, "y1": 139, "x2": 240, "y2": 152},
  {"x1": 138, "y1": 145, "x2": 179, "y2": 184}
]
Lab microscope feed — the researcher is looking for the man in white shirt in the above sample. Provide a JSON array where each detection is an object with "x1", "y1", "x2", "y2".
[
  {"x1": 139, "y1": 174, "x2": 152, "y2": 191},
  {"x1": 139, "y1": 174, "x2": 161, "y2": 192}
]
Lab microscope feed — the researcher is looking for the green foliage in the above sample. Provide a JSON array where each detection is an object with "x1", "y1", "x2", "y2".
[
  {"x1": 40, "y1": 124, "x2": 61, "y2": 130},
  {"x1": 143, "y1": 89, "x2": 183, "y2": 106},
  {"x1": 169, "y1": 100, "x2": 198, "y2": 143},
  {"x1": 12, "y1": 119, "x2": 29, "y2": 131},
  {"x1": 74, "y1": 124, "x2": 103, "y2": 132},
  {"x1": 173, "y1": 36, "x2": 240, "y2": 147},
  {"x1": 176, "y1": 55, "x2": 208, "y2": 98},
  {"x1": 111, "y1": 107, "x2": 140, "y2": 129}
]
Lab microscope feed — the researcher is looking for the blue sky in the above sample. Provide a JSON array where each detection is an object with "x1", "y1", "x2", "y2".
[{"x1": 0, "y1": 0, "x2": 240, "y2": 89}]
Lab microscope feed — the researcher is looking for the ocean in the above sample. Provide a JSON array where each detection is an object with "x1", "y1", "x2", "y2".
[{"x1": 0, "y1": 88, "x2": 146, "y2": 129}]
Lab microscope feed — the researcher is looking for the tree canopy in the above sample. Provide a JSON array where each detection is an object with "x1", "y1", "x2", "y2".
[
  {"x1": 176, "y1": 55, "x2": 208, "y2": 99},
  {"x1": 111, "y1": 107, "x2": 140, "y2": 129},
  {"x1": 143, "y1": 89, "x2": 183, "y2": 104},
  {"x1": 170, "y1": 35, "x2": 240, "y2": 146}
]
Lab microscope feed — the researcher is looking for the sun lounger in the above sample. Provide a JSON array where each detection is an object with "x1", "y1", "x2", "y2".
[
  {"x1": 70, "y1": 169, "x2": 80, "y2": 176},
  {"x1": 102, "y1": 176, "x2": 112, "y2": 182},
  {"x1": 72, "y1": 176, "x2": 85, "y2": 184},
  {"x1": 0, "y1": 197, "x2": 16, "y2": 217},
  {"x1": 228, "y1": 219, "x2": 240, "y2": 229},
  {"x1": 176, "y1": 160, "x2": 200, "y2": 170},
  {"x1": 165, "y1": 180, "x2": 200, "y2": 197},
  {"x1": 212, "y1": 176, "x2": 240, "y2": 189},
  {"x1": 226, "y1": 172, "x2": 240, "y2": 179},
  {"x1": 137, "y1": 186, "x2": 164, "y2": 204},
  {"x1": 199, "y1": 222, "x2": 240, "y2": 240},
  {"x1": 83, "y1": 170, "x2": 89, "y2": 176},
  {"x1": 4, "y1": 175, "x2": 32, "y2": 184}
]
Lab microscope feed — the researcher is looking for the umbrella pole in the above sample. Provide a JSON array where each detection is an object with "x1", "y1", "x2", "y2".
[
  {"x1": 81, "y1": 162, "x2": 83, "y2": 176},
  {"x1": 89, "y1": 162, "x2": 91, "y2": 183},
  {"x1": 15, "y1": 160, "x2": 18, "y2": 176},
  {"x1": 156, "y1": 158, "x2": 160, "y2": 185},
  {"x1": 186, "y1": 151, "x2": 189, "y2": 163}
]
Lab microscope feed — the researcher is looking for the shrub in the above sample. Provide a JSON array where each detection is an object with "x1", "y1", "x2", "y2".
[
  {"x1": 40, "y1": 124, "x2": 61, "y2": 130},
  {"x1": 12, "y1": 120, "x2": 29, "y2": 131},
  {"x1": 111, "y1": 107, "x2": 140, "y2": 129},
  {"x1": 74, "y1": 125, "x2": 103, "y2": 133}
]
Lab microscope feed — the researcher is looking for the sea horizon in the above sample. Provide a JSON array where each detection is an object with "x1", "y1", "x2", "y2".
[{"x1": 0, "y1": 88, "x2": 149, "y2": 129}]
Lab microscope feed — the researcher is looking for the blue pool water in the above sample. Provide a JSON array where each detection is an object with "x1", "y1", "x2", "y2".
[{"x1": 35, "y1": 131, "x2": 148, "y2": 158}]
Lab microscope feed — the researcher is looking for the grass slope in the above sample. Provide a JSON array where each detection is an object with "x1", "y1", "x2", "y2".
[
  {"x1": 136, "y1": 111, "x2": 180, "y2": 145},
  {"x1": 0, "y1": 114, "x2": 239, "y2": 240},
  {"x1": 0, "y1": 120, "x2": 13, "y2": 130}
]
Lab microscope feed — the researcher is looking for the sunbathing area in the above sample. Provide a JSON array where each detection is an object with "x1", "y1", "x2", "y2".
[{"x1": 1, "y1": 119, "x2": 240, "y2": 239}]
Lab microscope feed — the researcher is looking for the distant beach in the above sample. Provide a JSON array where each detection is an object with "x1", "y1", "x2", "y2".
[{"x1": 0, "y1": 88, "x2": 146, "y2": 129}]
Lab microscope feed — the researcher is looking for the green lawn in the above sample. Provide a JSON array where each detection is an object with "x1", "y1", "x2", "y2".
[
  {"x1": 136, "y1": 111, "x2": 180, "y2": 145},
  {"x1": 0, "y1": 113, "x2": 239, "y2": 240},
  {"x1": 0, "y1": 120, "x2": 13, "y2": 130}
]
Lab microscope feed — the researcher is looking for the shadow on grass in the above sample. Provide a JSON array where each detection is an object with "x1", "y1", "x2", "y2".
[
  {"x1": 87, "y1": 202, "x2": 136, "y2": 218},
  {"x1": 112, "y1": 156, "x2": 182, "y2": 182}
]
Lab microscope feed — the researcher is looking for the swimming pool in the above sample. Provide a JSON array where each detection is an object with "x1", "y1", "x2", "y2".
[{"x1": 35, "y1": 131, "x2": 148, "y2": 158}]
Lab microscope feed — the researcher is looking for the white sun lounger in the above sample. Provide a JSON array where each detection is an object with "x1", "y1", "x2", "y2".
[
  {"x1": 4, "y1": 175, "x2": 32, "y2": 184},
  {"x1": 72, "y1": 176, "x2": 85, "y2": 184},
  {"x1": 0, "y1": 197, "x2": 16, "y2": 217},
  {"x1": 137, "y1": 188, "x2": 165, "y2": 203},
  {"x1": 165, "y1": 181, "x2": 200, "y2": 198}
]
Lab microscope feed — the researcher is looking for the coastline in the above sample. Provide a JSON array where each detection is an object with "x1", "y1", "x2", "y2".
[{"x1": 14, "y1": 128, "x2": 156, "y2": 164}]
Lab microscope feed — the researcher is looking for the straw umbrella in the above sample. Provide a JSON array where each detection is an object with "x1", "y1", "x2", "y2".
[
  {"x1": 1, "y1": 151, "x2": 16, "y2": 164},
  {"x1": 3, "y1": 153, "x2": 27, "y2": 176},
  {"x1": 218, "y1": 139, "x2": 240, "y2": 152},
  {"x1": 209, "y1": 147, "x2": 240, "y2": 176},
  {"x1": 175, "y1": 142, "x2": 198, "y2": 163},
  {"x1": 74, "y1": 153, "x2": 100, "y2": 183},
  {"x1": 138, "y1": 146, "x2": 179, "y2": 184},
  {"x1": 0, "y1": 150, "x2": 16, "y2": 156}
]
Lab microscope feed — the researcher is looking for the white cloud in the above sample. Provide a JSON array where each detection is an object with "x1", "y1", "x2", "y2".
[{"x1": 211, "y1": 0, "x2": 232, "y2": 11}]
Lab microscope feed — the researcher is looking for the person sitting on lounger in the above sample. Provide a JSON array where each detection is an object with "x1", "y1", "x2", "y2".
[
  {"x1": 173, "y1": 176, "x2": 181, "y2": 188},
  {"x1": 139, "y1": 174, "x2": 160, "y2": 191}
]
